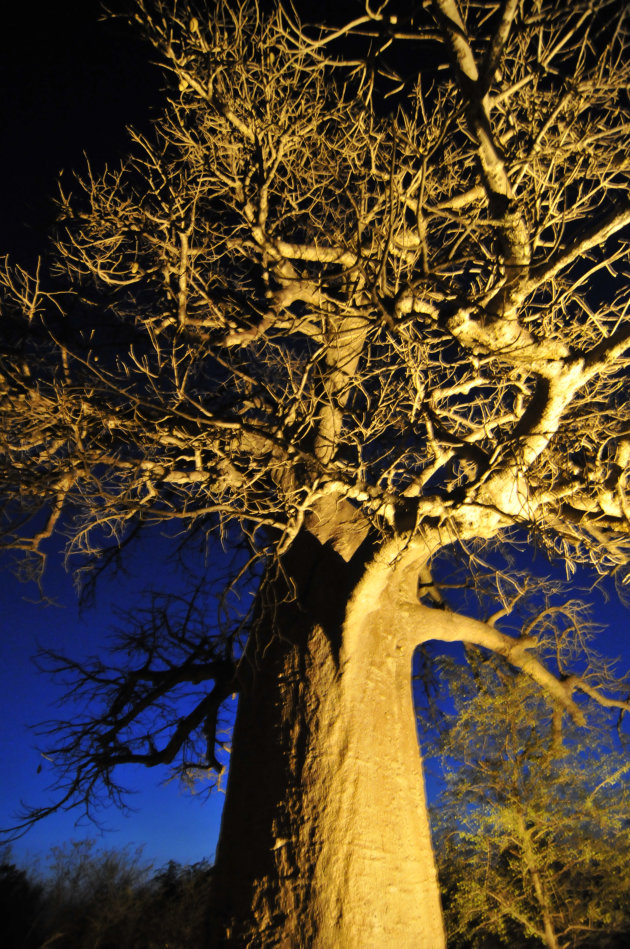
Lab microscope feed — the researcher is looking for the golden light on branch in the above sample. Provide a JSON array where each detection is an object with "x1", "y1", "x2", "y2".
[{"x1": 1, "y1": 1, "x2": 630, "y2": 945}]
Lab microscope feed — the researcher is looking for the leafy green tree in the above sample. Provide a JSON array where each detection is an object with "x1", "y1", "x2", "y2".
[
  {"x1": 429, "y1": 659, "x2": 630, "y2": 949},
  {"x1": 2, "y1": 0, "x2": 630, "y2": 943}
]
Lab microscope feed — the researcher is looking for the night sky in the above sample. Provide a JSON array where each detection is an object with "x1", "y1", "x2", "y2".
[
  {"x1": 0, "y1": 0, "x2": 224, "y2": 871},
  {"x1": 1, "y1": 0, "x2": 629, "y2": 876}
]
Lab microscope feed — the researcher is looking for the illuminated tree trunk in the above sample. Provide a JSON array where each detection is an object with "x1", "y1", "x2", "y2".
[{"x1": 210, "y1": 532, "x2": 445, "y2": 947}]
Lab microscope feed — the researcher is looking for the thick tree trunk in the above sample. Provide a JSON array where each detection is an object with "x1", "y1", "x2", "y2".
[{"x1": 209, "y1": 532, "x2": 445, "y2": 947}]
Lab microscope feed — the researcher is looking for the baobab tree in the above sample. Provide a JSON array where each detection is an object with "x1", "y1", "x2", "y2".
[{"x1": 1, "y1": 0, "x2": 630, "y2": 945}]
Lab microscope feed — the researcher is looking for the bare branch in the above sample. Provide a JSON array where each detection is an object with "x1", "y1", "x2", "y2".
[{"x1": 404, "y1": 604, "x2": 588, "y2": 723}]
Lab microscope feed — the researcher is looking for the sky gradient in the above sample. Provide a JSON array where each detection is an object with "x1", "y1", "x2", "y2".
[
  {"x1": 0, "y1": 0, "x2": 223, "y2": 872},
  {"x1": 1, "y1": 0, "x2": 629, "y2": 877}
]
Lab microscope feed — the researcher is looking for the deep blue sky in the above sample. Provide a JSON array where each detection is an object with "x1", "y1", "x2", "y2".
[
  {"x1": 0, "y1": 544, "x2": 225, "y2": 871},
  {"x1": 1, "y1": 0, "x2": 629, "y2": 877}
]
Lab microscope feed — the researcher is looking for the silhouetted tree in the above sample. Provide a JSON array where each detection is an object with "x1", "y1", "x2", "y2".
[
  {"x1": 40, "y1": 839, "x2": 150, "y2": 949},
  {"x1": 0, "y1": 854, "x2": 44, "y2": 949}
]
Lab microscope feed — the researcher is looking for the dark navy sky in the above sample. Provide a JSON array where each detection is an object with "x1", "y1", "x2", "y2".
[
  {"x1": 1, "y1": 0, "x2": 629, "y2": 876},
  {"x1": 0, "y1": 0, "x2": 161, "y2": 262}
]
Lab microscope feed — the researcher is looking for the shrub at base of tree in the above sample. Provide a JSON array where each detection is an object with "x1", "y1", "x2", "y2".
[
  {"x1": 0, "y1": 842, "x2": 214, "y2": 949},
  {"x1": 427, "y1": 660, "x2": 630, "y2": 949}
]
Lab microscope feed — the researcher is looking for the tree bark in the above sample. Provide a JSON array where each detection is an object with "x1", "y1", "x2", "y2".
[{"x1": 209, "y1": 531, "x2": 445, "y2": 947}]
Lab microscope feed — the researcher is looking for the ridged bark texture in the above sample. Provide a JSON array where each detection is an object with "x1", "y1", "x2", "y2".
[{"x1": 210, "y1": 533, "x2": 445, "y2": 947}]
